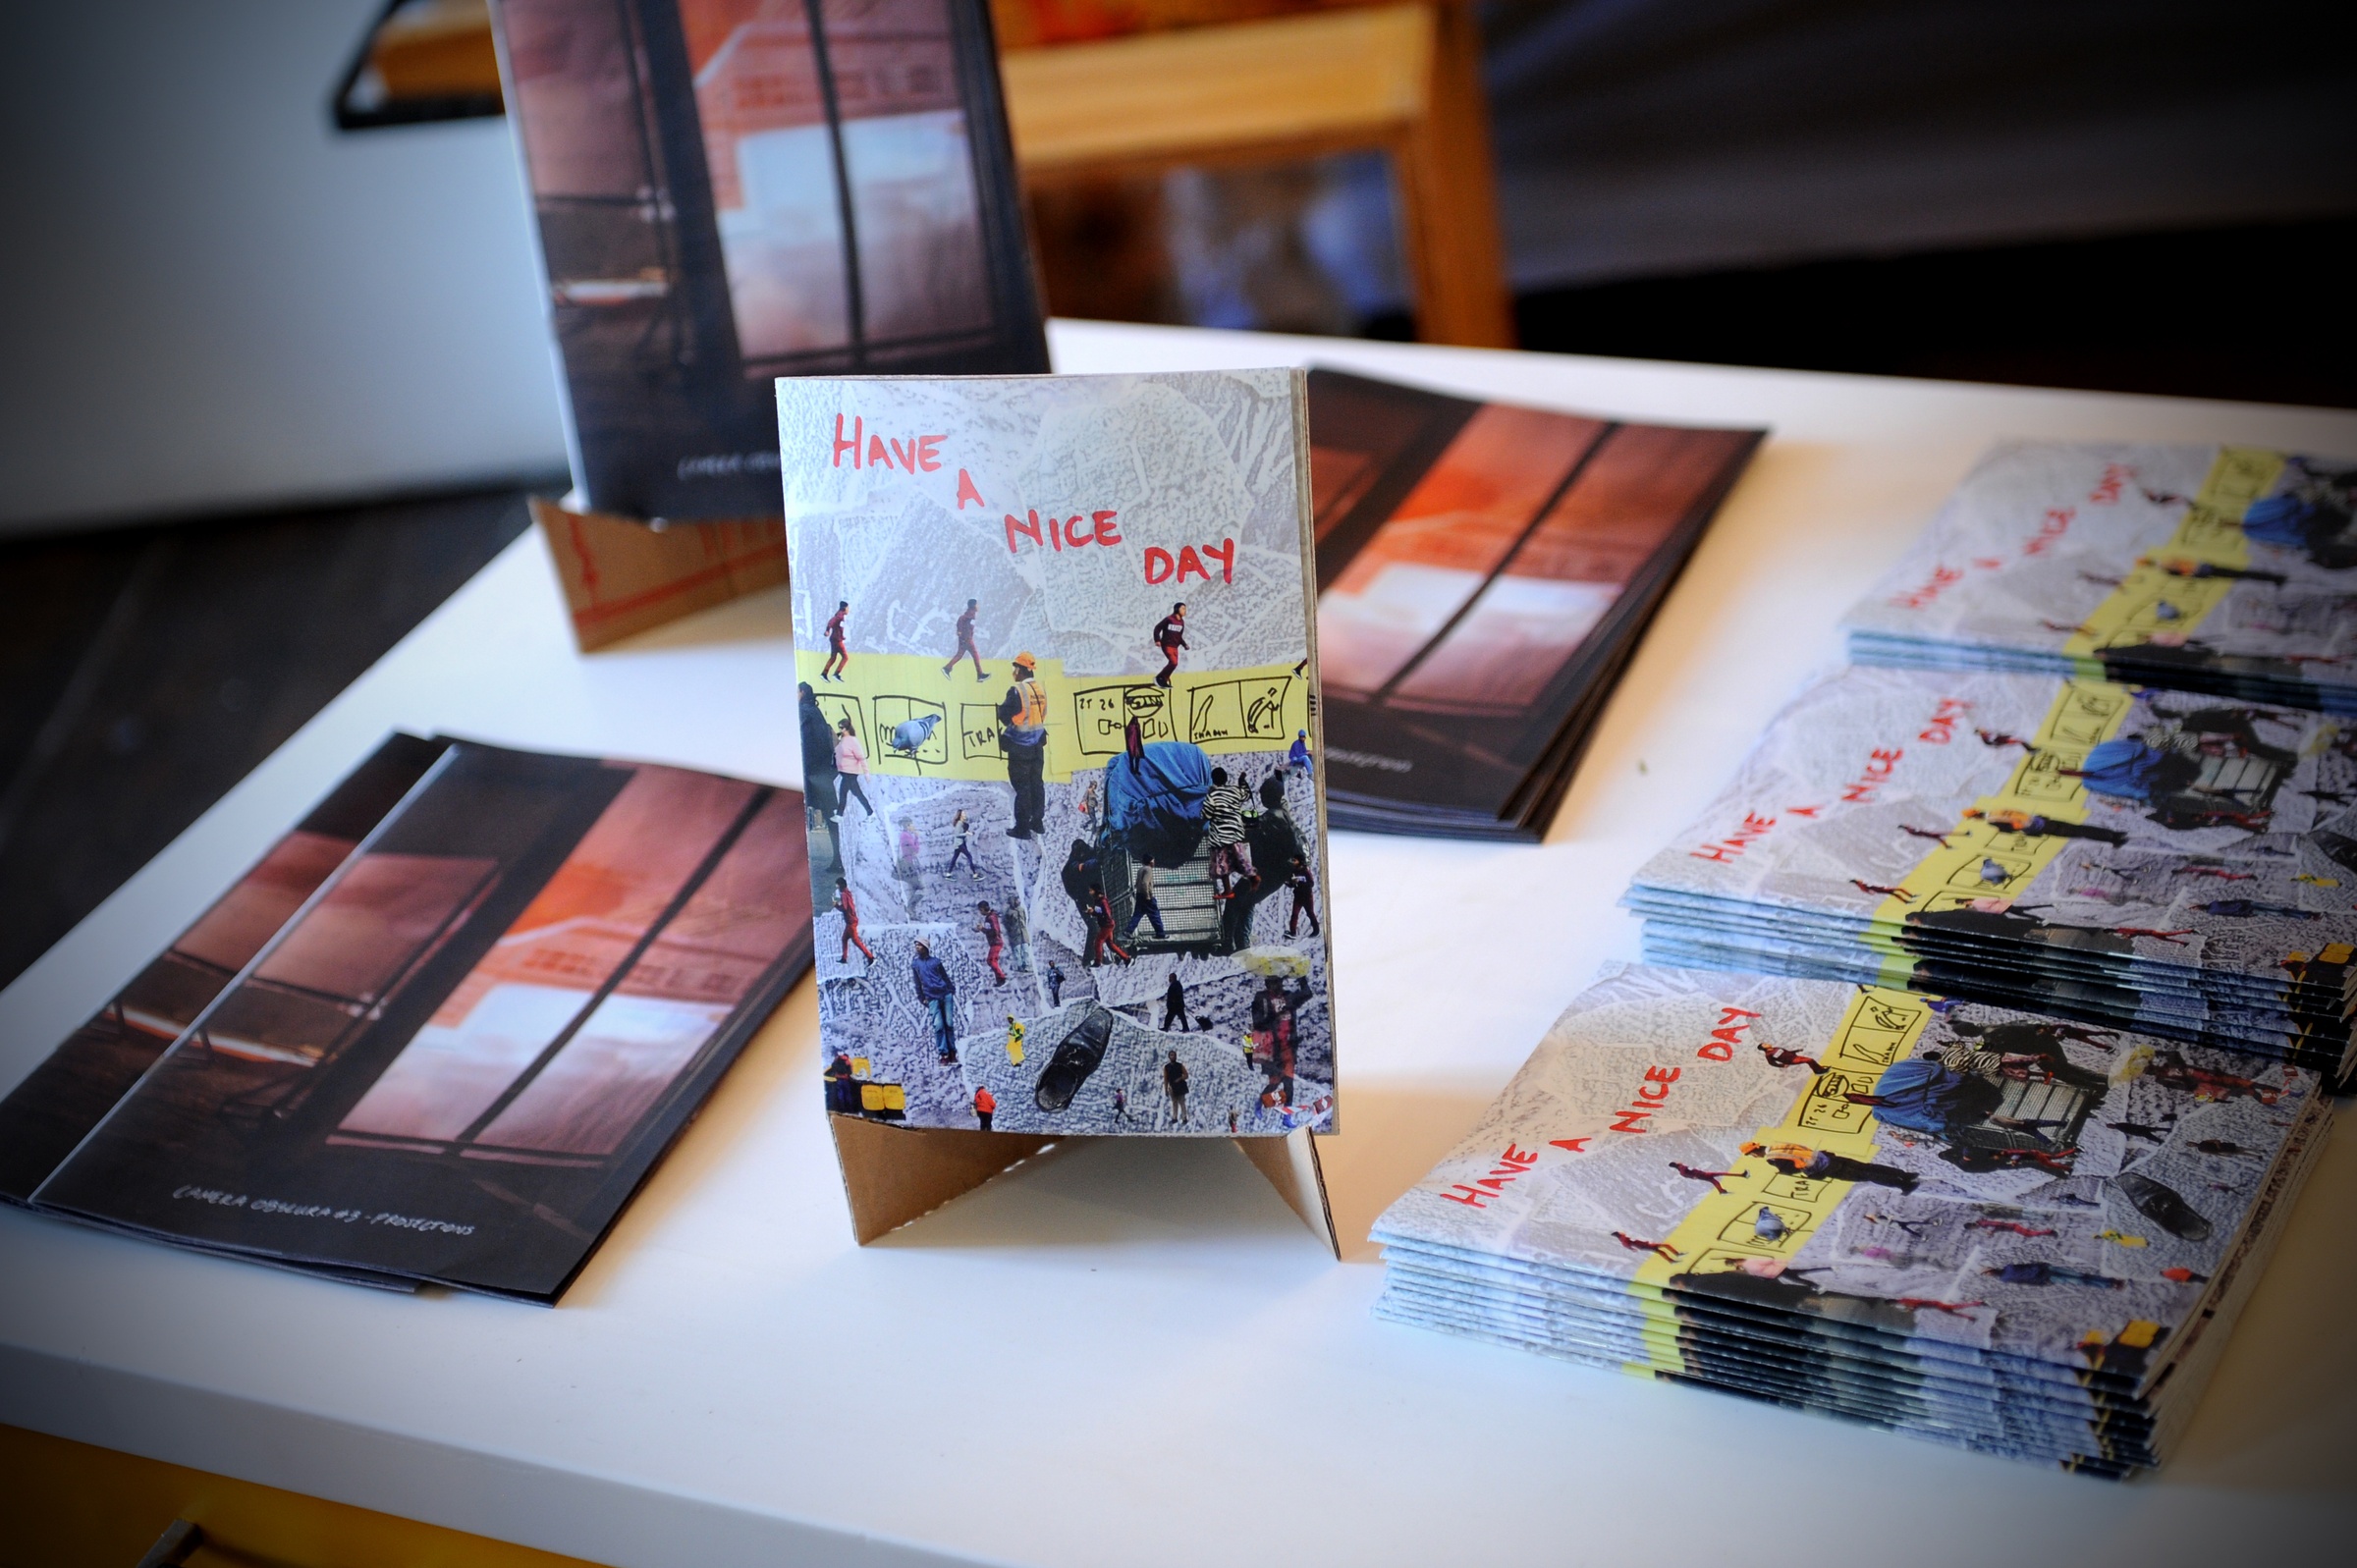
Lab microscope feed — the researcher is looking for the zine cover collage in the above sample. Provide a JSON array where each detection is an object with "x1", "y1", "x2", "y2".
[
  {"x1": 781, "y1": 369, "x2": 1339, "y2": 1139},
  {"x1": 1845, "y1": 442, "x2": 2357, "y2": 714},
  {"x1": 1373, "y1": 963, "x2": 2330, "y2": 1474},
  {"x1": 1627, "y1": 663, "x2": 2357, "y2": 1065}
]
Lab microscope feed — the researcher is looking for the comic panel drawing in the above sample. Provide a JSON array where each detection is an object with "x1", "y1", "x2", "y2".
[
  {"x1": 1074, "y1": 682, "x2": 1177, "y2": 757},
  {"x1": 874, "y1": 696, "x2": 951, "y2": 771}
]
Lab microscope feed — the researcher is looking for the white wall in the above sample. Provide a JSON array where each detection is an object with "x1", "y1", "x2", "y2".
[{"x1": 0, "y1": 1, "x2": 570, "y2": 535}]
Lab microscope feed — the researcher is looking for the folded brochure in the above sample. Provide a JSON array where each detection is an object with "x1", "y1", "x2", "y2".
[
  {"x1": 490, "y1": 0, "x2": 1049, "y2": 520},
  {"x1": 1308, "y1": 368, "x2": 1762, "y2": 839},
  {"x1": 0, "y1": 735, "x2": 814, "y2": 1301}
]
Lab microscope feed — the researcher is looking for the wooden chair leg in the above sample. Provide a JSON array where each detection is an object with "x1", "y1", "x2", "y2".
[{"x1": 1392, "y1": 2, "x2": 1514, "y2": 348}]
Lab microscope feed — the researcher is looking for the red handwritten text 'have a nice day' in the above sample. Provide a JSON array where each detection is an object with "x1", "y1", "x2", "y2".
[{"x1": 829, "y1": 414, "x2": 1236, "y2": 585}]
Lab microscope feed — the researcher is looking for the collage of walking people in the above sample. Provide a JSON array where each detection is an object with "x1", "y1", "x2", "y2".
[{"x1": 782, "y1": 368, "x2": 1340, "y2": 1140}]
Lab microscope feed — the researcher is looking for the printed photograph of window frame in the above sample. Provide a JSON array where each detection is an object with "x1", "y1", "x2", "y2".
[
  {"x1": 20, "y1": 744, "x2": 813, "y2": 1299},
  {"x1": 496, "y1": 0, "x2": 1047, "y2": 517},
  {"x1": 1312, "y1": 371, "x2": 1757, "y2": 726}
]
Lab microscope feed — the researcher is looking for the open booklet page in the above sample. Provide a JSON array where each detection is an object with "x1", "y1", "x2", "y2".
[
  {"x1": 0, "y1": 739, "x2": 813, "y2": 1301},
  {"x1": 491, "y1": 0, "x2": 1047, "y2": 519},
  {"x1": 1306, "y1": 368, "x2": 1761, "y2": 838},
  {"x1": 0, "y1": 734, "x2": 448, "y2": 1206},
  {"x1": 782, "y1": 368, "x2": 1338, "y2": 1137},
  {"x1": 1624, "y1": 664, "x2": 2357, "y2": 1073},
  {"x1": 1844, "y1": 442, "x2": 2357, "y2": 714},
  {"x1": 1373, "y1": 963, "x2": 2331, "y2": 1476}
]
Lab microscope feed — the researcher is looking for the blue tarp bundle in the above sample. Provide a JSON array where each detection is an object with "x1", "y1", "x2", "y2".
[
  {"x1": 2073, "y1": 736, "x2": 2172, "y2": 801},
  {"x1": 2241, "y1": 491, "x2": 2316, "y2": 552},
  {"x1": 1868, "y1": 1056, "x2": 1991, "y2": 1136},
  {"x1": 1104, "y1": 740, "x2": 1212, "y2": 864}
]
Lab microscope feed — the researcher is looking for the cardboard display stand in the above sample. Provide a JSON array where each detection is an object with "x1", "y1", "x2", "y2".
[
  {"x1": 532, "y1": 497, "x2": 789, "y2": 651},
  {"x1": 828, "y1": 1115, "x2": 1338, "y2": 1256}
]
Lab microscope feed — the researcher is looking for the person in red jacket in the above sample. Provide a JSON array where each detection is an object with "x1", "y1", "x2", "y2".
[
  {"x1": 943, "y1": 597, "x2": 986, "y2": 680},
  {"x1": 1285, "y1": 856, "x2": 1319, "y2": 937},
  {"x1": 1151, "y1": 602, "x2": 1188, "y2": 687},
  {"x1": 1085, "y1": 881, "x2": 1131, "y2": 967},
  {"x1": 833, "y1": 877, "x2": 873, "y2": 964},
  {"x1": 821, "y1": 600, "x2": 850, "y2": 680},
  {"x1": 973, "y1": 1085, "x2": 996, "y2": 1131},
  {"x1": 976, "y1": 899, "x2": 1007, "y2": 985}
]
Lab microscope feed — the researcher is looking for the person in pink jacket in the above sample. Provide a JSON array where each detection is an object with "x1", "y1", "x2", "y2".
[{"x1": 834, "y1": 718, "x2": 873, "y2": 817}]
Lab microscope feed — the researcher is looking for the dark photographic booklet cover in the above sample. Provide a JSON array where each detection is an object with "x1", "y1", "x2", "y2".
[
  {"x1": 781, "y1": 368, "x2": 1339, "y2": 1140},
  {"x1": 491, "y1": 0, "x2": 1049, "y2": 520},
  {"x1": 1307, "y1": 369, "x2": 1763, "y2": 839},
  {"x1": 0, "y1": 736, "x2": 813, "y2": 1302},
  {"x1": 1373, "y1": 963, "x2": 2331, "y2": 1476}
]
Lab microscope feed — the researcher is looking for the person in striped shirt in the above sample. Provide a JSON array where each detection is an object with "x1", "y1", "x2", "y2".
[{"x1": 1201, "y1": 767, "x2": 1252, "y2": 897}]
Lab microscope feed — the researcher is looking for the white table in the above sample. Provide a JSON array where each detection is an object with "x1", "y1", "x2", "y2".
[{"x1": 6, "y1": 322, "x2": 2356, "y2": 1567}]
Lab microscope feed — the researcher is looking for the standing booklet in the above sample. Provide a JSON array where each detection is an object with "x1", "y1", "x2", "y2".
[
  {"x1": 0, "y1": 736, "x2": 813, "y2": 1302},
  {"x1": 490, "y1": 0, "x2": 1049, "y2": 520},
  {"x1": 781, "y1": 369, "x2": 1339, "y2": 1140},
  {"x1": 1306, "y1": 368, "x2": 1762, "y2": 839},
  {"x1": 1843, "y1": 441, "x2": 2357, "y2": 714}
]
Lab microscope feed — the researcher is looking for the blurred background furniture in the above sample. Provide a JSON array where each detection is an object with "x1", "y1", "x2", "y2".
[
  {"x1": 328, "y1": 0, "x2": 1512, "y2": 345},
  {"x1": 5, "y1": 1, "x2": 2347, "y2": 538},
  {"x1": 9, "y1": 1422, "x2": 598, "y2": 1568},
  {"x1": 995, "y1": 1, "x2": 1513, "y2": 347}
]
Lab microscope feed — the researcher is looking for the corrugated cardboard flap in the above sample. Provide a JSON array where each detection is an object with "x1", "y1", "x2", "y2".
[{"x1": 829, "y1": 1114, "x2": 1335, "y2": 1254}]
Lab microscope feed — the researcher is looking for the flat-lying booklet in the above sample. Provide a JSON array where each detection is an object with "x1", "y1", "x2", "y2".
[
  {"x1": 1308, "y1": 369, "x2": 1762, "y2": 838},
  {"x1": 1624, "y1": 663, "x2": 2357, "y2": 1073},
  {"x1": 1844, "y1": 441, "x2": 2357, "y2": 715},
  {"x1": 781, "y1": 369, "x2": 1338, "y2": 1136},
  {"x1": 1372, "y1": 964, "x2": 2331, "y2": 1476},
  {"x1": 0, "y1": 736, "x2": 814, "y2": 1301}
]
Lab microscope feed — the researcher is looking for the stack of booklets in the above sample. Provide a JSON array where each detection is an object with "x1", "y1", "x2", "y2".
[
  {"x1": 1306, "y1": 369, "x2": 1761, "y2": 839},
  {"x1": 1372, "y1": 963, "x2": 2332, "y2": 1476},
  {"x1": 1843, "y1": 441, "x2": 2357, "y2": 715},
  {"x1": 0, "y1": 736, "x2": 813, "y2": 1301},
  {"x1": 1622, "y1": 663, "x2": 2357, "y2": 1077}
]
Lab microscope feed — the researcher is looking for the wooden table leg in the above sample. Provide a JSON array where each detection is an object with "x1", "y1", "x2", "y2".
[{"x1": 1392, "y1": 1, "x2": 1514, "y2": 348}]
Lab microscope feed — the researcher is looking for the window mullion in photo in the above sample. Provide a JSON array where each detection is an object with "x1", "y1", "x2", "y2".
[
  {"x1": 447, "y1": 786, "x2": 774, "y2": 1152},
  {"x1": 802, "y1": 0, "x2": 866, "y2": 362},
  {"x1": 1372, "y1": 423, "x2": 1619, "y2": 705}
]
